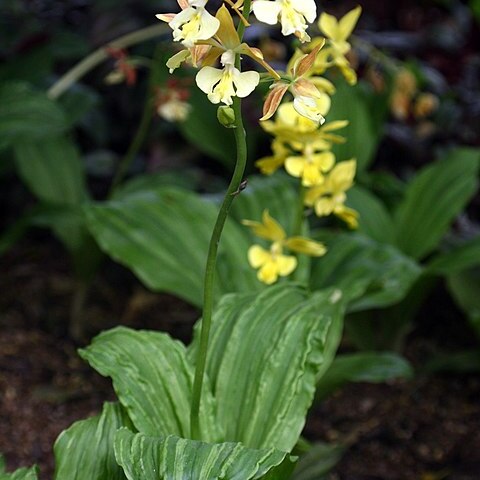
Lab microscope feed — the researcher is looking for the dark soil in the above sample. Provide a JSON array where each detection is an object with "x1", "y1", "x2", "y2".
[{"x1": 1, "y1": 240, "x2": 480, "y2": 480}]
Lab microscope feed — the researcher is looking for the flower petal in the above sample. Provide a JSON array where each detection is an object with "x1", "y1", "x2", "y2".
[
  {"x1": 258, "y1": 261, "x2": 279, "y2": 284},
  {"x1": 252, "y1": 1, "x2": 281, "y2": 25},
  {"x1": 196, "y1": 66, "x2": 223, "y2": 94},
  {"x1": 276, "y1": 255, "x2": 297, "y2": 276},
  {"x1": 262, "y1": 210, "x2": 286, "y2": 241},
  {"x1": 285, "y1": 237, "x2": 327, "y2": 256},
  {"x1": 318, "y1": 12, "x2": 340, "y2": 40},
  {"x1": 248, "y1": 245, "x2": 270, "y2": 268},
  {"x1": 285, "y1": 156, "x2": 305, "y2": 178},
  {"x1": 233, "y1": 70, "x2": 260, "y2": 98},
  {"x1": 338, "y1": 6, "x2": 362, "y2": 40}
]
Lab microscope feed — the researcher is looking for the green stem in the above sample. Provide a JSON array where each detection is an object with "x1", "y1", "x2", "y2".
[
  {"x1": 108, "y1": 45, "x2": 163, "y2": 195},
  {"x1": 190, "y1": 0, "x2": 252, "y2": 440},
  {"x1": 47, "y1": 24, "x2": 168, "y2": 100}
]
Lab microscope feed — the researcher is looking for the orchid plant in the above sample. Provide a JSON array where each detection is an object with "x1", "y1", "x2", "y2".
[{"x1": 2, "y1": 2, "x2": 368, "y2": 479}]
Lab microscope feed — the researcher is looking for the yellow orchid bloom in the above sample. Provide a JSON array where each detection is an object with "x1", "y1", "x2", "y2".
[
  {"x1": 318, "y1": 6, "x2": 361, "y2": 55},
  {"x1": 255, "y1": 139, "x2": 289, "y2": 175},
  {"x1": 252, "y1": 0, "x2": 317, "y2": 43},
  {"x1": 157, "y1": 0, "x2": 220, "y2": 47},
  {"x1": 304, "y1": 159, "x2": 359, "y2": 228},
  {"x1": 243, "y1": 210, "x2": 326, "y2": 284},
  {"x1": 285, "y1": 149, "x2": 335, "y2": 187}
]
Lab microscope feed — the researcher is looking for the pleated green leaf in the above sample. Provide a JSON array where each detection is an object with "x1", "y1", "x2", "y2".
[
  {"x1": 291, "y1": 443, "x2": 345, "y2": 480},
  {"x1": 0, "y1": 82, "x2": 67, "y2": 146},
  {"x1": 393, "y1": 148, "x2": 480, "y2": 260},
  {"x1": 427, "y1": 235, "x2": 480, "y2": 275},
  {"x1": 310, "y1": 233, "x2": 421, "y2": 311},
  {"x1": 53, "y1": 402, "x2": 132, "y2": 480},
  {"x1": 316, "y1": 352, "x2": 413, "y2": 401},
  {"x1": 79, "y1": 327, "x2": 222, "y2": 442},
  {"x1": 14, "y1": 136, "x2": 88, "y2": 206},
  {"x1": 114, "y1": 429, "x2": 295, "y2": 480},
  {"x1": 189, "y1": 284, "x2": 345, "y2": 452},
  {"x1": 84, "y1": 187, "x2": 258, "y2": 307},
  {"x1": 0, "y1": 456, "x2": 37, "y2": 480}
]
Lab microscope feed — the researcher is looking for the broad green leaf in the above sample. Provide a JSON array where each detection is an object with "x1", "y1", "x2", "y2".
[
  {"x1": 427, "y1": 235, "x2": 480, "y2": 275},
  {"x1": 346, "y1": 186, "x2": 395, "y2": 244},
  {"x1": 327, "y1": 79, "x2": 386, "y2": 173},
  {"x1": 179, "y1": 87, "x2": 236, "y2": 168},
  {"x1": 310, "y1": 233, "x2": 421, "y2": 311},
  {"x1": 316, "y1": 352, "x2": 413, "y2": 401},
  {"x1": 85, "y1": 187, "x2": 258, "y2": 307},
  {"x1": 14, "y1": 136, "x2": 88, "y2": 205},
  {"x1": 54, "y1": 402, "x2": 132, "y2": 480},
  {"x1": 114, "y1": 429, "x2": 295, "y2": 480},
  {"x1": 0, "y1": 456, "x2": 37, "y2": 480},
  {"x1": 189, "y1": 284, "x2": 345, "y2": 452},
  {"x1": 393, "y1": 148, "x2": 480, "y2": 259},
  {"x1": 447, "y1": 268, "x2": 480, "y2": 338},
  {"x1": 58, "y1": 84, "x2": 99, "y2": 127},
  {"x1": 0, "y1": 82, "x2": 66, "y2": 145},
  {"x1": 79, "y1": 327, "x2": 222, "y2": 442},
  {"x1": 292, "y1": 443, "x2": 345, "y2": 480}
]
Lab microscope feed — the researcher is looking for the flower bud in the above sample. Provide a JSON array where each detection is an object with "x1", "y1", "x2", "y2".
[{"x1": 217, "y1": 105, "x2": 236, "y2": 128}]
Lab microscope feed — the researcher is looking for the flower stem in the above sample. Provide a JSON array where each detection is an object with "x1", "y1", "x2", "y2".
[
  {"x1": 47, "y1": 24, "x2": 168, "y2": 100},
  {"x1": 190, "y1": 0, "x2": 252, "y2": 440}
]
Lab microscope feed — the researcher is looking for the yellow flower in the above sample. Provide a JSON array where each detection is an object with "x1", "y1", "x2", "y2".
[
  {"x1": 157, "y1": 0, "x2": 220, "y2": 47},
  {"x1": 255, "y1": 139, "x2": 289, "y2": 175},
  {"x1": 252, "y1": 0, "x2": 317, "y2": 43},
  {"x1": 285, "y1": 149, "x2": 335, "y2": 186},
  {"x1": 243, "y1": 210, "x2": 326, "y2": 284},
  {"x1": 305, "y1": 159, "x2": 359, "y2": 228},
  {"x1": 318, "y1": 6, "x2": 361, "y2": 55},
  {"x1": 196, "y1": 50, "x2": 260, "y2": 105}
]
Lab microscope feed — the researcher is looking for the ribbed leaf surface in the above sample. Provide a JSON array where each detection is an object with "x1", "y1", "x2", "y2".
[
  {"x1": 0, "y1": 82, "x2": 66, "y2": 146},
  {"x1": 393, "y1": 148, "x2": 480, "y2": 259},
  {"x1": 85, "y1": 187, "x2": 257, "y2": 307},
  {"x1": 310, "y1": 233, "x2": 421, "y2": 311},
  {"x1": 0, "y1": 456, "x2": 37, "y2": 480},
  {"x1": 114, "y1": 429, "x2": 294, "y2": 480},
  {"x1": 189, "y1": 284, "x2": 345, "y2": 452},
  {"x1": 291, "y1": 443, "x2": 345, "y2": 480},
  {"x1": 79, "y1": 327, "x2": 221, "y2": 442},
  {"x1": 14, "y1": 136, "x2": 88, "y2": 206},
  {"x1": 54, "y1": 402, "x2": 131, "y2": 480}
]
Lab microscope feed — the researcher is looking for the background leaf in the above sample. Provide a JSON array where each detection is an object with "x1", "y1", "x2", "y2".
[
  {"x1": 0, "y1": 82, "x2": 67, "y2": 147},
  {"x1": 327, "y1": 80, "x2": 387, "y2": 173},
  {"x1": 346, "y1": 186, "x2": 395, "y2": 244},
  {"x1": 310, "y1": 233, "x2": 421, "y2": 311},
  {"x1": 54, "y1": 402, "x2": 131, "y2": 480},
  {"x1": 316, "y1": 352, "x2": 414, "y2": 401},
  {"x1": 189, "y1": 284, "x2": 345, "y2": 452},
  {"x1": 393, "y1": 148, "x2": 480, "y2": 259},
  {"x1": 0, "y1": 455, "x2": 37, "y2": 480},
  {"x1": 85, "y1": 186, "x2": 258, "y2": 307},
  {"x1": 79, "y1": 327, "x2": 221, "y2": 442},
  {"x1": 114, "y1": 429, "x2": 294, "y2": 480},
  {"x1": 427, "y1": 235, "x2": 480, "y2": 275}
]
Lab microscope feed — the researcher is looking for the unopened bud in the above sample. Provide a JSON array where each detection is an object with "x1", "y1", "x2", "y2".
[{"x1": 217, "y1": 105, "x2": 236, "y2": 128}]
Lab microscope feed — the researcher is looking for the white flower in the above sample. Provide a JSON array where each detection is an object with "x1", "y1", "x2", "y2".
[
  {"x1": 252, "y1": 0, "x2": 317, "y2": 43},
  {"x1": 196, "y1": 50, "x2": 260, "y2": 105},
  {"x1": 156, "y1": 0, "x2": 220, "y2": 48}
]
